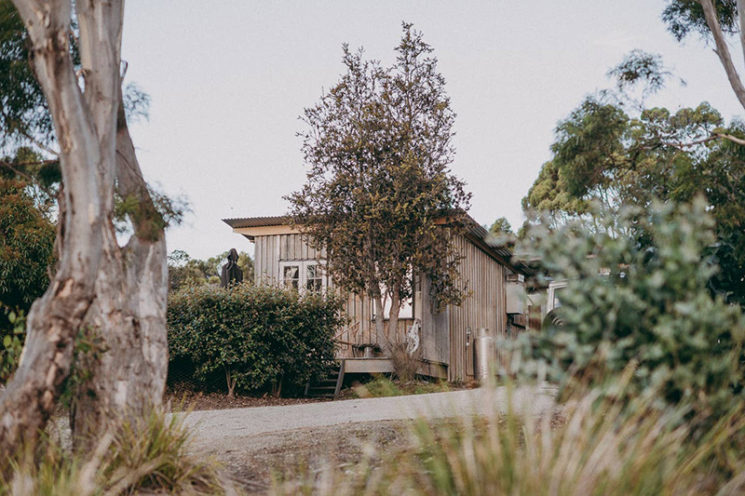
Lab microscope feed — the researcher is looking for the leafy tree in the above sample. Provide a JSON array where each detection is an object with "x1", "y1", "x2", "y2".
[
  {"x1": 522, "y1": 88, "x2": 745, "y2": 303},
  {"x1": 1, "y1": 1, "x2": 148, "y2": 158},
  {"x1": 0, "y1": 310, "x2": 24, "y2": 384},
  {"x1": 0, "y1": 176, "x2": 54, "y2": 331},
  {"x1": 287, "y1": 23, "x2": 470, "y2": 348},
  {"x1": 488, "y1": 217, "x2": 513, "y2": 236}
]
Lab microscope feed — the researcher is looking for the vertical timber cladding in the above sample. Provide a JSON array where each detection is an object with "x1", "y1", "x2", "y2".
[
  {"x1": 253, "y1": 235, "x2": 277, "y2": 284},
  {"x1": 447, "y1": 233, "x2": 506, "y2": 382},
  {"x1": 254, "y1": 233, "x2": 325, "y2": 282},
  {"x1": 253, "y1": 233, "x2": 410, "y2": 357},
  {"x1": 419, "y1": 275, "x2": 450, "y2": 366}
]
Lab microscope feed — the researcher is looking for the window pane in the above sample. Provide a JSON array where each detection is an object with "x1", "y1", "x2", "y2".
[
  {"x1": 283, "y1": 265, "x2": 300, "y2": 290},
  {"x1": 306, "y1": 278, "x2": 322, "y2": 292},
  {"x1": 306, "y1": 264, "x2": 322, "y2": 293}
]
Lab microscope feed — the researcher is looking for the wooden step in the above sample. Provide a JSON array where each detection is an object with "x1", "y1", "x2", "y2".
[{"x1": 305, "y1": 360, "x2": 345, "y2": 399}]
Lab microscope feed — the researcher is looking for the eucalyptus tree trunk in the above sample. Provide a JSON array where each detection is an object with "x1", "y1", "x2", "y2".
[
  {"x1": 0, "y1": 0, "x2": 121, "y2": 459},
  {"x1": 388, "y1": 293, "x2": 401, "y2": 347},
  {"x1": 0, "y1": 0, "x2": 167, "y2": 458},
  {"x1": 71, "y1": 99, "x2": 168, "y2": 447}
]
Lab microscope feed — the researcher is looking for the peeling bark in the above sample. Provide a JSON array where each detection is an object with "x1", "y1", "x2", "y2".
[
  {"x1": 699, "y1": 0, "x2": 745, "y2": 111},
  {"x1": 0, "y1": 0, "x2": 166, "y2": 461},
  {"x1": 0, "y1": 0, "x2": 119, "y2": 459},
  {"x1": 71, "y1": 96, "x2": 168, "y2": 447}
]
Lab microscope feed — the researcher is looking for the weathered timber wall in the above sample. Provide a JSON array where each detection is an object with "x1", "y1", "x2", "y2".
[
  {"x1": 252, "y1": 231, "x2": 510, "y2": 379},
  {"x1": 253, "y1": 233, "x2": 326, "y2": 283},
  {"x1": 445, "y1": 233, "x2": 506, "y2": 382},
  {"x1": 253, "y1": 234, "x2": 413, "y2": 358}
]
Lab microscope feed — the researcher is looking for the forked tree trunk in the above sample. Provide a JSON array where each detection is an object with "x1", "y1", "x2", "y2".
[
  {"x1": 373, "y1": 294, "x2": 387, "y2": 352},
  {"x1": 0, "y1": 0, "x2": 122, "y2": 460},
  {"x1": 0, "y1": 0, "x2": 168, "y2": 459},
  {"x1": 71, "y1": 98, "x2": 168, "y2": 447},
  {"x1": 388, "y1": 293, "x2": 401, "y2": 347}
]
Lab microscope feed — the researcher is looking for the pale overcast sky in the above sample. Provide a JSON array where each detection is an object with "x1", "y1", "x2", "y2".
[{"x1": 121, "y1": 1, "x2": 743, "y2": 260}]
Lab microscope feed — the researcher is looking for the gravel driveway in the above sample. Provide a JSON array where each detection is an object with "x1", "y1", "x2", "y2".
[{"x1": 181, "y1": 385, "x2": 556, "y2": 450}]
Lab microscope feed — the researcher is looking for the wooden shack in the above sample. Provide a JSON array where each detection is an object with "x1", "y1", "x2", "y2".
[{"x1": 222, "y1": 214, "x2": 528, "y2": 382}]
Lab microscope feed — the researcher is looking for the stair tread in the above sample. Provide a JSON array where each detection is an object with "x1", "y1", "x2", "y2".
[{"x1": 306, "y1": 361, "x2": 345, "y2": 399}]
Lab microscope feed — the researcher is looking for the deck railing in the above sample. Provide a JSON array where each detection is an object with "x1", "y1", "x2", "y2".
[{"x1": 335, "y1": 318, "x2": 415, "y2": 359}]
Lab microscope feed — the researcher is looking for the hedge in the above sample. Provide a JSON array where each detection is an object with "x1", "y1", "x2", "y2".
[{"x1": 167, "y1": 284, "x2": 344, "y2": 396}]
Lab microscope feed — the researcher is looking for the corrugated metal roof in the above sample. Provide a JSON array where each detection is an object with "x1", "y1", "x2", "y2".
[
  {"x1": 222, "y1": 212, "x2": 535, "y2": 275},
  {"x1": 222, "y1": 216, "x2": 289, "y2": 228}
]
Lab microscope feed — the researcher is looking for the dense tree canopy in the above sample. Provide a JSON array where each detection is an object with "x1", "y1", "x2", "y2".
[
  {"x1": 287, "y1": 23, "x2": 470, "y2": 346},
  {"x1": 488, "y1": 217, "x2": 513, "y2": 236},
  {"x1": 522, "y1": 87, "x2": 745, "y2": 304},
  {"x1": 0, "y1": 175, "x2": 54, "y2": 328}
]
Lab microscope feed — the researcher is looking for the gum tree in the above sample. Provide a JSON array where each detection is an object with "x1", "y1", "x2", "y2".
[
  {"x1": 0, "y1": 0, "x2": 168, "y2": 457},
  {"x1": 662, "y1": 1, "x2": 745, "y2": 141}
]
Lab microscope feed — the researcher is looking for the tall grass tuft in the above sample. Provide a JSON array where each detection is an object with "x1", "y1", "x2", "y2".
[
  {"x1": 272, "y1": 382, "x2": 745, "y2": 495},
  {"x1": 0, "y1": 409, "x2": 228, "y2": 496}
]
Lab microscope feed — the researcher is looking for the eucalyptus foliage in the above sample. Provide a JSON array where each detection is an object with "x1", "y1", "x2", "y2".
[
  {"x1": 522, "y1": 91, "x2": 745, "y2": 304},
  {"x1": 167, "y1": 284, "x2": 343, "y2": 396},
  {"x1": 0, "y1": 175, "x2": 54, "y2": 330},
  {"x1": 515, "y1": 199, "x2": 745, "y2": 420},
  {"x1": 0, "y1": 1, "x2": 147, "y2": 155},
  {"x1": 662, "y1": 0, "x2": 738, "y2": 41},
  {"x1": 0, "y1": 310, "x2": 24, "y2": 384}
]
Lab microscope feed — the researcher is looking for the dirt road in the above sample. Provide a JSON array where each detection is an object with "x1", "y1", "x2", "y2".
[
  {"x1": 181, "y1": 386, "x2": 555, "y2": 449},
  {"x1": 180, "y1": 386, "x2": 556, "y2": 492}
]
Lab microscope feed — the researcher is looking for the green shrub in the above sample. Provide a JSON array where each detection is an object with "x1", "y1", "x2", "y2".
[
  {"x1": 167, "y1": 284, "x2": 344, "y2": 396},
  {"x1": 513, "y1": 198, "x2": 745, "y2": 421},
  {"x1": 0, "y1": 310, "x2": 24, "y2": 384}
]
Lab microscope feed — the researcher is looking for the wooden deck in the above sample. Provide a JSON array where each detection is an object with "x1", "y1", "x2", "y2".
[{"x1": 340, "y1": 357, "x2": 448, "y2": 379}]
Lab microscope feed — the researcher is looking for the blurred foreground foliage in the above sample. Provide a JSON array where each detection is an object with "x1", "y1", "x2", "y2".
[
  {"x1": 0, "y1": 408, "x2": 226, "y2": 495},
  {"x1": 273, "y1": 379, "x2": 745, "y2": 495},
  {"x1": 512, "y1": 198, "x2": 745, "y2": 426}
]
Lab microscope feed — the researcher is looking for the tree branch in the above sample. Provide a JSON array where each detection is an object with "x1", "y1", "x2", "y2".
[
  {"x1": 699, "y1": 0, "x2": 745, "y2": 111},
  {"x1": 0, "y1": 158, "x2": 58, "y2": 198},
  {"x1": 738, "y1": 0, "x2": 745, "y2": 69},
  {"x1": 18, "y1": 128, "x2": 60, "y2": 157},
  {"x1": 654, "y1": 131, "x2": 745, "y2": 149},
  {"x1": 714, "y1": 131, "x2": 745, "y2": 145}
]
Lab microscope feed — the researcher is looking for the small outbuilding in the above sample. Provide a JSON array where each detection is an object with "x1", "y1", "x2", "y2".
[{"x1": 223, "y1": 214, "x2": 530, "y2": 382}]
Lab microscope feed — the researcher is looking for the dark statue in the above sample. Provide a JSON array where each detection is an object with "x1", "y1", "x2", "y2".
[{"x1": 220, "y1": 248, "x2": 244, "y2": 288}]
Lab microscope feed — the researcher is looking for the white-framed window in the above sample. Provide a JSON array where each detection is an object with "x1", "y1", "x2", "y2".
[{"x1": 279, "y1": 261, "x2": 327, "y2": 294}]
